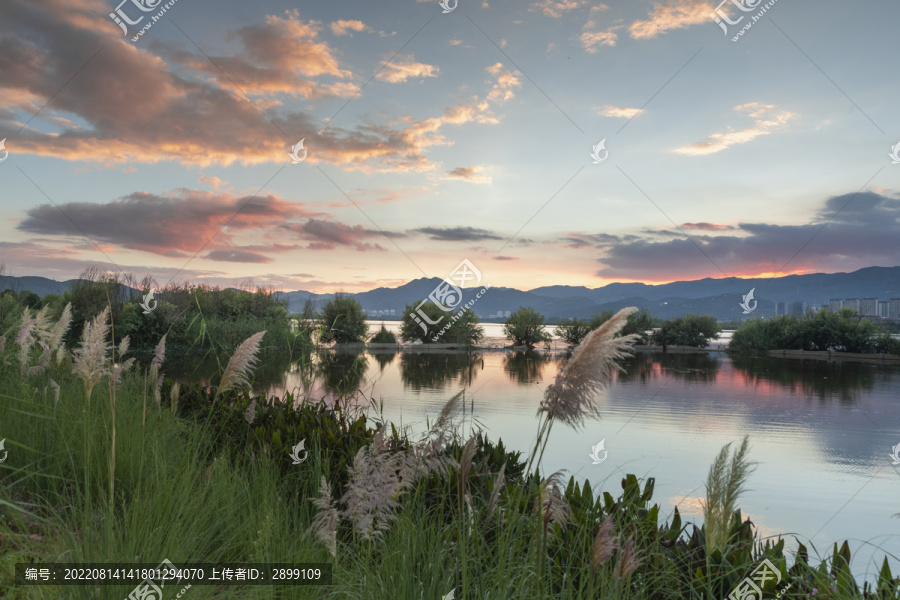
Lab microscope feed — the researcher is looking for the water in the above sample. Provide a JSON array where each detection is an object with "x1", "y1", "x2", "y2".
[{"x1": 176, "y1": 323, "x2": 900, "y2": 582}]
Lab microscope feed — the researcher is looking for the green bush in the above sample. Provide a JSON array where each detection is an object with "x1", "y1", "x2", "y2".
[
  {"x1": 399, "y1": 301, "x2": 484, "y2": 345},
  {"x1": 554, "y1": 318, "x2": 592, "y2": 346},
  {"x1": 370, "y1": 324, "x2": 397, "y2": 344},
  {"x1": 652, "y1": 314, "x2": 721, "y2": 348},
  {"x1": 503, "y1": 308, "x2": 551, "y2": 348},
  {"x1": 318, "y1": 294, "x2": 368, "y2": 344},
  {"x1": 729, "y1": 308, "x2": 893, "y2": 355}
]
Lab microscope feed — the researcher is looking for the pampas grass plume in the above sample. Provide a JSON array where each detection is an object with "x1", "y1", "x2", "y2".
[
  {"x1": 215, "y1": 331, "x2": 266, "y2": 401},
  {"x1": 540, "y1": 307, "x2": 638, "y2": 429}
]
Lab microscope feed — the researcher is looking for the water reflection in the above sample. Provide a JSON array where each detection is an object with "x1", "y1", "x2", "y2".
[
  {"x1": 503, "y1": 350, "x2": 552, "y2": 385},
  {"x1": 317, "y1": 349, "x2": 369, "y2": 396},
  {"x1": 369, "y1": 350, "x2": 396, "y2": 374},
  {"x1": 400, "y1": 351, "x2": 483, "y2": 390},
  {"x1": 729, "y1": 356, "x2": 891, "y2": 405}
]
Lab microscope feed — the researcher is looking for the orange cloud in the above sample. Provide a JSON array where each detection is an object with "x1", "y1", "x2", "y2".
[
  {"x1": 629, "y1": 0, "x2": 711, "y2": 39},
  {"x1": 530, "y1": 0, "x2": 590, "y2": 18},
  {"x1": 673, "y1": 103, "x2": 793, "y2": 155},
  {"x1": 329, "y1": 19, "x2": 369, "y2": 36},
  {"x1": 595, "y1": 105, "x2": 643, "y2": 118},
  {"x1": 375, "y1": 55, "x2": 439, "y2": 83},
  {"x1": 485, "y1": 63, "x2": 522, "y2": 103}
]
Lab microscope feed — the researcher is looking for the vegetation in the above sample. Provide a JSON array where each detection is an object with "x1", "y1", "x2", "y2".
[
  {"x1": 0, "y1": 268, "x2": 307, "y2": 355},
  {"x1": 652, "y1": 314, "x2": 721, "y2": 349},
  {"x1": 2, "y1": 301, "x2": 897, "y2": 600},
  {"x1": 399, "y1": 301, "x2": 484, "y2": 346},
  {"x1": 729, "y1": 308, "x2": 900, "y2": 356},
  {"x1": 555, "y1": 309, "x2": 654, "y2": 346},
  {"x1": 503, "y1": 307, "x2": 552, "y2": 348},
  {"x1": 317, "y1": 294, "x2": 368, "y2": 344},
  {"x1": 369, "y1": 324, "x2": 398, "y2": 344}
]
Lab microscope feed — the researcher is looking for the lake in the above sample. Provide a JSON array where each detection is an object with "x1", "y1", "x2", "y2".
[{"x1": 176, "y1": 322, "x2": 900, "y2": 583}]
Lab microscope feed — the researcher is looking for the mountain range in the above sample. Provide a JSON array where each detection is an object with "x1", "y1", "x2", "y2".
[{"x1": 3, "y1": 265, "x2": 899, "y2": 322}]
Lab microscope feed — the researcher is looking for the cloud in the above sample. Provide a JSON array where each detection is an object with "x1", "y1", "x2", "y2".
[
  {"x1": 596, "y1": 105, "x2": 643, "y2": 118},
  {"x1": 199, "y1": 176, "x2": 230, "y2": 191},
  {"x1": 17, "y1": 189, "x2": 320, "y2": 259},
  {"x1": 580, "y1": 28, "x2": 621, "y2": 51},
  {"x1": 593, "y1": 191, "x2": 900, "y2": 280},
  {"x1": 375, "y1": 54, "x2": 439, "y2": 83},
  {"x1": 673, "y1": 103, "x2": 794, "y2": 155},
  {"x1": 413, "y1": 227, "x2": 503, "y2": 241},
  {"x1": 530, "y1": 0, "x2": 588, "y2": 18},
  {"x1": 175, "y1": 10, "x2": 357, "y2": 98},
  {"x1": 204, "y1": 248, "x2": 274, "y2": 263},
  {"x1": 682, "y1": 222, "x2": 734, "y2": 231},
  {"x1": 485, "y1": 63, "x2": 522, "y2": 103},
  {"x1": 281, "y1": 219, "x2": 392, "y2": 251},
  {"x1": 560, "y1": 232, "x2": 624, "y2": 248},
  {"x1": 629, "y1": 0, "x2": 711, "y2": 39},
  {"x1": 330, "y1": 19, "x2": 369, "y2": 36},
  {"x1": 444, "y1": 166, "x2": 492, "y2": 184},
  {"x1": 0, "y1": 2, "x2": 500, "y2": 171},
  {"x1": 494, "y1": 256, "x2": 518, "y2": 261}
]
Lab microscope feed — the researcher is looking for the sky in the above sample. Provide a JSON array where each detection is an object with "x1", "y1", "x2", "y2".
[{"x1": 1, "y1": 0, "x2": 899, "y2": 293}]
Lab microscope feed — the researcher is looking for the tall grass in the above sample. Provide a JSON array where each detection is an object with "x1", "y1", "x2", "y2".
[{"x1": 1, "y1": 303, "x2": 895, "y2": 600}]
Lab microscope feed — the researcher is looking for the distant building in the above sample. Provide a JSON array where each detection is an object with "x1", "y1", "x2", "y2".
[
  {"x1": 860, "y1": 298, "x2": 878, "y2": 317},
  {"x1": 828, "y1": 299, "x2": 842, "y2": 312},
  {"x1": 787, "y1": 301, "x2": 805, "y2": 316},
  {"x1": 843, "y1": 298, "x2": 860, "y2": 312},
  {"x1": 890, "y1": 298, "x2": 900, "y2": 320},
  {"x1": 878, "y1": 301, "x2": 890, "y2": 318},
  {"x1": 775, "y1": 301, "x2": 786, "y2": 316}
]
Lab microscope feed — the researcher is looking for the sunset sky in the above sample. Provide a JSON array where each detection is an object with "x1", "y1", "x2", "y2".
[{"x1": 1, "y1": 0, "x2": 899, "y2": 293}]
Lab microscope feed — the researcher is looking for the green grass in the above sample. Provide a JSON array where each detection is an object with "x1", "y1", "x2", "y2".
[{"x1": 2, "y1": 304, "x2": 900, "y2": 599}]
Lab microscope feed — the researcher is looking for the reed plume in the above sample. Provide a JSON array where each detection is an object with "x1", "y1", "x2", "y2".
[
  {"x1": 50, "y1": 303, "x2": 73, "y2": 362},
  {"x1": 534, "y1": 470, "x2": 571, "y2": 530},
  {"x1": 540, "y1": 307, "x2": 639, "y2": 429},
  {"x1": 169, "y1": 382, "x2": 180, "y2": 413},
  {"x1": 339, "y1": 427, "x2": 407, "y2": 540},
  {"x1": 486, "y1": 462, "x2": 506, "y2": 524},
  {"x1": 244, "y1": 399, "x2": 257, "y2": 425},
  {"x1": 527, "y1": 307, "x2": 638, "y2": 476},
  {"x1": 613, "y1": 536, "x2": 644, "y2": 581},
  {"x1": 72, "y1": 307, "x2": 111, "y2": 402},
  {"x1": 306, "y1": 476, "x2": 339, "y2": 557},
  {"x1": 308, "y1": 395, "x2": 466, "y2": 553},
  {"x1": 702, "y1": 435, "x2": 756, "y2": 556},
  {"x1": 590, "y1": 517, "x2": 619, "y2": 573},
  {"x1": 215, "y1": 331, "x2": 266, "y2": 401},
  {"x1": 149, "y1": 334, "x2": 167, "y2": 408}
]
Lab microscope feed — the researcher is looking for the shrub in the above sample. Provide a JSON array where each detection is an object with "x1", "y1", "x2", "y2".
[
  {"x1": 554, "y1": 318, "x2": 592, "y2": 346},
  {"x1": 730, "y1": 308, "x2": 891, "y2": 355},
  {"x1": 503, "y1": 308, "x2": 551, "y2": 348},
  {"x1": 652, "y1": 314, "x2": 721, "y2": 348},
  {"x1": 370, "y1": 324, "x2": 397, "y2": 344},
  {"x1": 399, "y1": 301, "x2": 484, "y2": 345},
  {"x1": 318, "y1": 294, "x2": 368, "y2": 344}
]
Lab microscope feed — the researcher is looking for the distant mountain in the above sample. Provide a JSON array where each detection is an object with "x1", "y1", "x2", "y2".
[
  {"x1": 0, "y1": 275, "x2": 86, "y2": 297},
  {"x1": 5, "y1": 266, "x2": 900, "y2": 322}
]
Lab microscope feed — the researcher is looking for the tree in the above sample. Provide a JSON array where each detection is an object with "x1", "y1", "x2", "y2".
[
  {"x1": 503, "y1": 308, "x2": 551, "y2": 348},
  {"x1": 370, "y1": 324, "x2": 397, "y2": 344},
  {"x1": 621, "y1": 308, "x2": 654, "y2": 344},
  {"x1": 318, "y1": 294, "x2": 368, "y2": 344},
  {"x1": 652, "y1": 314, "x2": 721, "y2": 349},
  {"x1": 554, "y1": 318, "x2": 592, "y2": 347},
  {"x1": 400, "y1": 301, "x2": 484, "y2": 345},
  {"x1": 555, "y1": 308, "x2": 653, "y2": 347}
]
